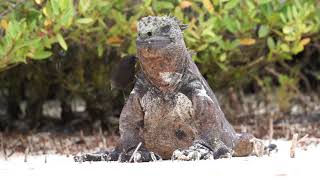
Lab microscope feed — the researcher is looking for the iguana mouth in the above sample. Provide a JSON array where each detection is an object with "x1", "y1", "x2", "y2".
[{"x1": 136, "y1": 36, "x2": 172, "y2": 49}]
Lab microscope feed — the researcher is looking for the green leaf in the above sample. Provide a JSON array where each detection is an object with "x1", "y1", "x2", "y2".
[
  {"x1": 60, "y1": 5, "x2": 75, "y2": 27},
  {"x1": 56, "y1": 33, "x2": 68, "y2": 50},
  {"x1": 7, "y1": 20, "x2": 21, "y2": 39},
  {"x1": 76, "y1": 18, "x2": 94, "y2": 24},
  {"x1": 292, "y1": 5, "x2": 298, "y2": 18},
  {"x1": 280, "y1": 43, "x2": 290, "y2": 52},
  {"x1": 280, "y1": 53, "x2": 292, "y2": 60},
  {"x1": 224, "y1": 16, "x2": 237, "y2": 33},
  {"x1": 258, "y1": 25, "x2": 269, "y2": 38},
  {"x1": 197, "y1": 43, "x2": 208, "y2": 51},
  {"x1": 153, "y1": 1, "x2": 174, "y2": 12},
  {"x1": 144, "y1": 0, "x2": 152, "y2": 6},
  {"x1": 257, "y1": 0, "x2": 271, "y2": 5},
  {"x1": 202, "y1": 26, "x2": 216, "y2": 39},
  {"x1": 111, "y1": 10, "x2": 126, "y2": 24},
  {"x1": 79, "y1": 0, "x2": 90, "y2": 13},
  {"x1": 216, "y1": 62, "x2": 228, "y2": 71},
  {"x1": 28, "y1": 50, "x2": 52, "y2": 60},
  {"x1": 224, "y1": 0, "x2": 239, "y2": 10},
  {"x1": 219, "y1": 53, "x2": 227, "y2": 62},
  {"x1": 267, "y1": 37, "x2": 275, "y2": 49},
  {"x1": 97, "y1": 43, "x2": 104, "y2": 57},
  {"x1": 280, "y1": 13, "x2": 287, "y2": 23},
  {"x1": 284, "y1": 35, "x2": 296, "y2": 41},
  {"x1": 283, "y1": 26, "x2": 293, "y2": 34},
  {"x1": 174, "y1": 7, "x2": 183, "y2": 20},
  {"x1": 246, "y1": 1, "x2": 255, "y2": 10},
  {"x1": 292, "y1": 43, "x2": 304, "y2": 54},
  {"x1": 59, "y1": 0, "x2": 70, "y2": 11},
  {"x1": 15, "y1": 38, "x2": 41, "y2": 49},
  {"x1": 287, "y1": 6, "x2": 293, "y2": 22},
  {"x1": 50, "y1": 0, "x2": 60, "y2": 15}
]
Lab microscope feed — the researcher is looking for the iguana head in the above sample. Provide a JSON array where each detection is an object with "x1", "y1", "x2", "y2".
[
  {"x1": 136, "y1": 16, "x2": 187, "y2": 51},
  {"x1": 136, "y1": 16, "x2": 189, "y2": 92}
]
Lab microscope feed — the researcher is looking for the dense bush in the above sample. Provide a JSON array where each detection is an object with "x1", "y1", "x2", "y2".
[
  {"x1": 0, "y1": 0, "x2": 319, "y2": 129},
  {"x1": 1, "y1": 0, "x2": 319, "y2": 85}
]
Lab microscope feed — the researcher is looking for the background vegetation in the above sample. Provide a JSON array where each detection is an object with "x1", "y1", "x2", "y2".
[{"x1": 0, "y1": 0, "x2": 319, "y2": 132}]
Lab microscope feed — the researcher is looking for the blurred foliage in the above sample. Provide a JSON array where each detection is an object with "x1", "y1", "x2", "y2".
[{"x1": 0, "y1": 0, "x2": 319, "y2": 129}]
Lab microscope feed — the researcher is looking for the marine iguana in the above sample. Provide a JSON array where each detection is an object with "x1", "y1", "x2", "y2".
[{"x1": 74, "y1": 16, "x2": 265, "y2": 162}]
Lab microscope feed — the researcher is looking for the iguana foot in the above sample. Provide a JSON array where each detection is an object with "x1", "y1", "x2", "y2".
[
  {"x1": 74, "y1": 149, "x2": 121, "y2": 162},
  {"x1": 74, "y1": 153, "x2": 108, "y2": 162},
  {"x1": 171, "y1": 140, "x2": 231, "y2": 161},
  {"x1": 74, "y1": 148, "x2": 162, "y2": 163},
  {"x1": 119, "y1": 149, "x2": 162, "y2": 163}
]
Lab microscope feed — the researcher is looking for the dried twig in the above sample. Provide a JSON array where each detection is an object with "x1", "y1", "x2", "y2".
[
  {"x1": 99, "y1": 127, "x2": 106, "y2": 148},
  {"x1": 43, "y1": 138, "x2": 47, "y2": 163},
  {"x1": 7, "y1": 149, "x2": 15, "y2": 158},
  {"x1": 24, "y1": 147, "x2": 29, "y2": 162},
  {"x1": 44, "y1": 154, "x2": 47, "y2": 163},
  {"x1": 269, "y1": 118, "x2": 273, "y2": 144},
  {"x1": 290, "y1": 133, "x2": 299, "y2": 158},
  {"x1": 80, "y1": 130, "x2": 84, "y2": 139},
  {"x1": 80, "y1": 130, "x2": 86, "y2": 144},
  {"x1": 2, "y1": 137, "x2": 8, "y2": 160},
  {"x1": 129, "y1": 142, "x2": 142, "y2": 163},
  {"x1": 296, "y1": 134, "x2": 309, "y2": 151},
  {"x1": 65, "y1": 146, "x2": 70, "y2": 157},
  {"x1": 297, "y1": 134, "x2": 309, "y2": 144},
  {"x1": 251, "y1": 138, "x2": 264, "y2": 157},
  {"x1": 0, "y1": 133, "x2": 6, "y2": 160},
  {"x1": 285, "y1": 120, "x2": 290, "y2": 140}
]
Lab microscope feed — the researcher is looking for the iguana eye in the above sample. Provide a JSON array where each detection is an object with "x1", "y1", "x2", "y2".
[{"x1": 161, "y1": 25, "x2": 171, "y2": 33}]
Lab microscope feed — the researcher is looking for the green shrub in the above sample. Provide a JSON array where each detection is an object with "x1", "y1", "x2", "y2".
[{"x1": 1, "y1": 0, "x2": 319, "y2": 87}]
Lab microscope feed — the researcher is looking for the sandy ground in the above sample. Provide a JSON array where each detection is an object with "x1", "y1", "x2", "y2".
[{"x1": 0, "y1": 140, "x2": 319, "y2": 179}]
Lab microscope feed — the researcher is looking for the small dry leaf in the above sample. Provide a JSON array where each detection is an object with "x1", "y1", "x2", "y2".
[
  {"x1": 130, "y1": 21, "x2": 137, "y2": 32},
  {"x1": 44, "y1": 19, "x2": 53, "y2": 27},
  {"x1": 180, "y1": 1, "x2": 192, "y2": 9},
  {"x1": 34, "y1": 0, "x2": 42, "y2": 5},
  {"x1": 0, "y1": 19, "x2": 8, "y2": 30},
  {"x1": 202, "y1": 0, "x2": 214, "y2": 13},
  {"x1": 240, "y1": 38, "x2": 256, "y2": 46},
  {"x1": 300, "y1": 38, "x2": 310, "y2": 46},
  {"x1": 106, "y1": 36, "x2": 123, "y2": 45}
]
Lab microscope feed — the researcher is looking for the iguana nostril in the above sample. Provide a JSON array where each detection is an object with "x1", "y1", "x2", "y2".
[{"x1": 147, "y1": 32, "x2": 152, "y2": 36}]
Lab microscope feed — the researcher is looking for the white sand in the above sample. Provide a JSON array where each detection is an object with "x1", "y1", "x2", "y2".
[{"x1": 0, "y1": 140, "x2": 319, "y2": 179}]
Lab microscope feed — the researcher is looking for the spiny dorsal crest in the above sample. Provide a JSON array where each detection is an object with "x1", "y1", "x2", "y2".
[{"x1": 137, "y1": 16, "x2": 188, "y2": 34}]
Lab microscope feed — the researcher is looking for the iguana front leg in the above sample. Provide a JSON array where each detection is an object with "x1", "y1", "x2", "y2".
[
  {"x1": 74, "y1": 149, "x2": 121, "y2": 162},
  {"x1": 173, "y1": 85, "x2": 236, "y2": 160},
  {"x1": 74, "y1": 91, "x2": 144, "y2": 162},
  {"x1": 74, "y1": 90, "x2": 161, "y2": 163},
  {"x1": 119, "y1": 90, "x2": 144, "y2": 151},
  {"x1": 119, "y1": 89, "x2": 162, "y2": 162}
]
